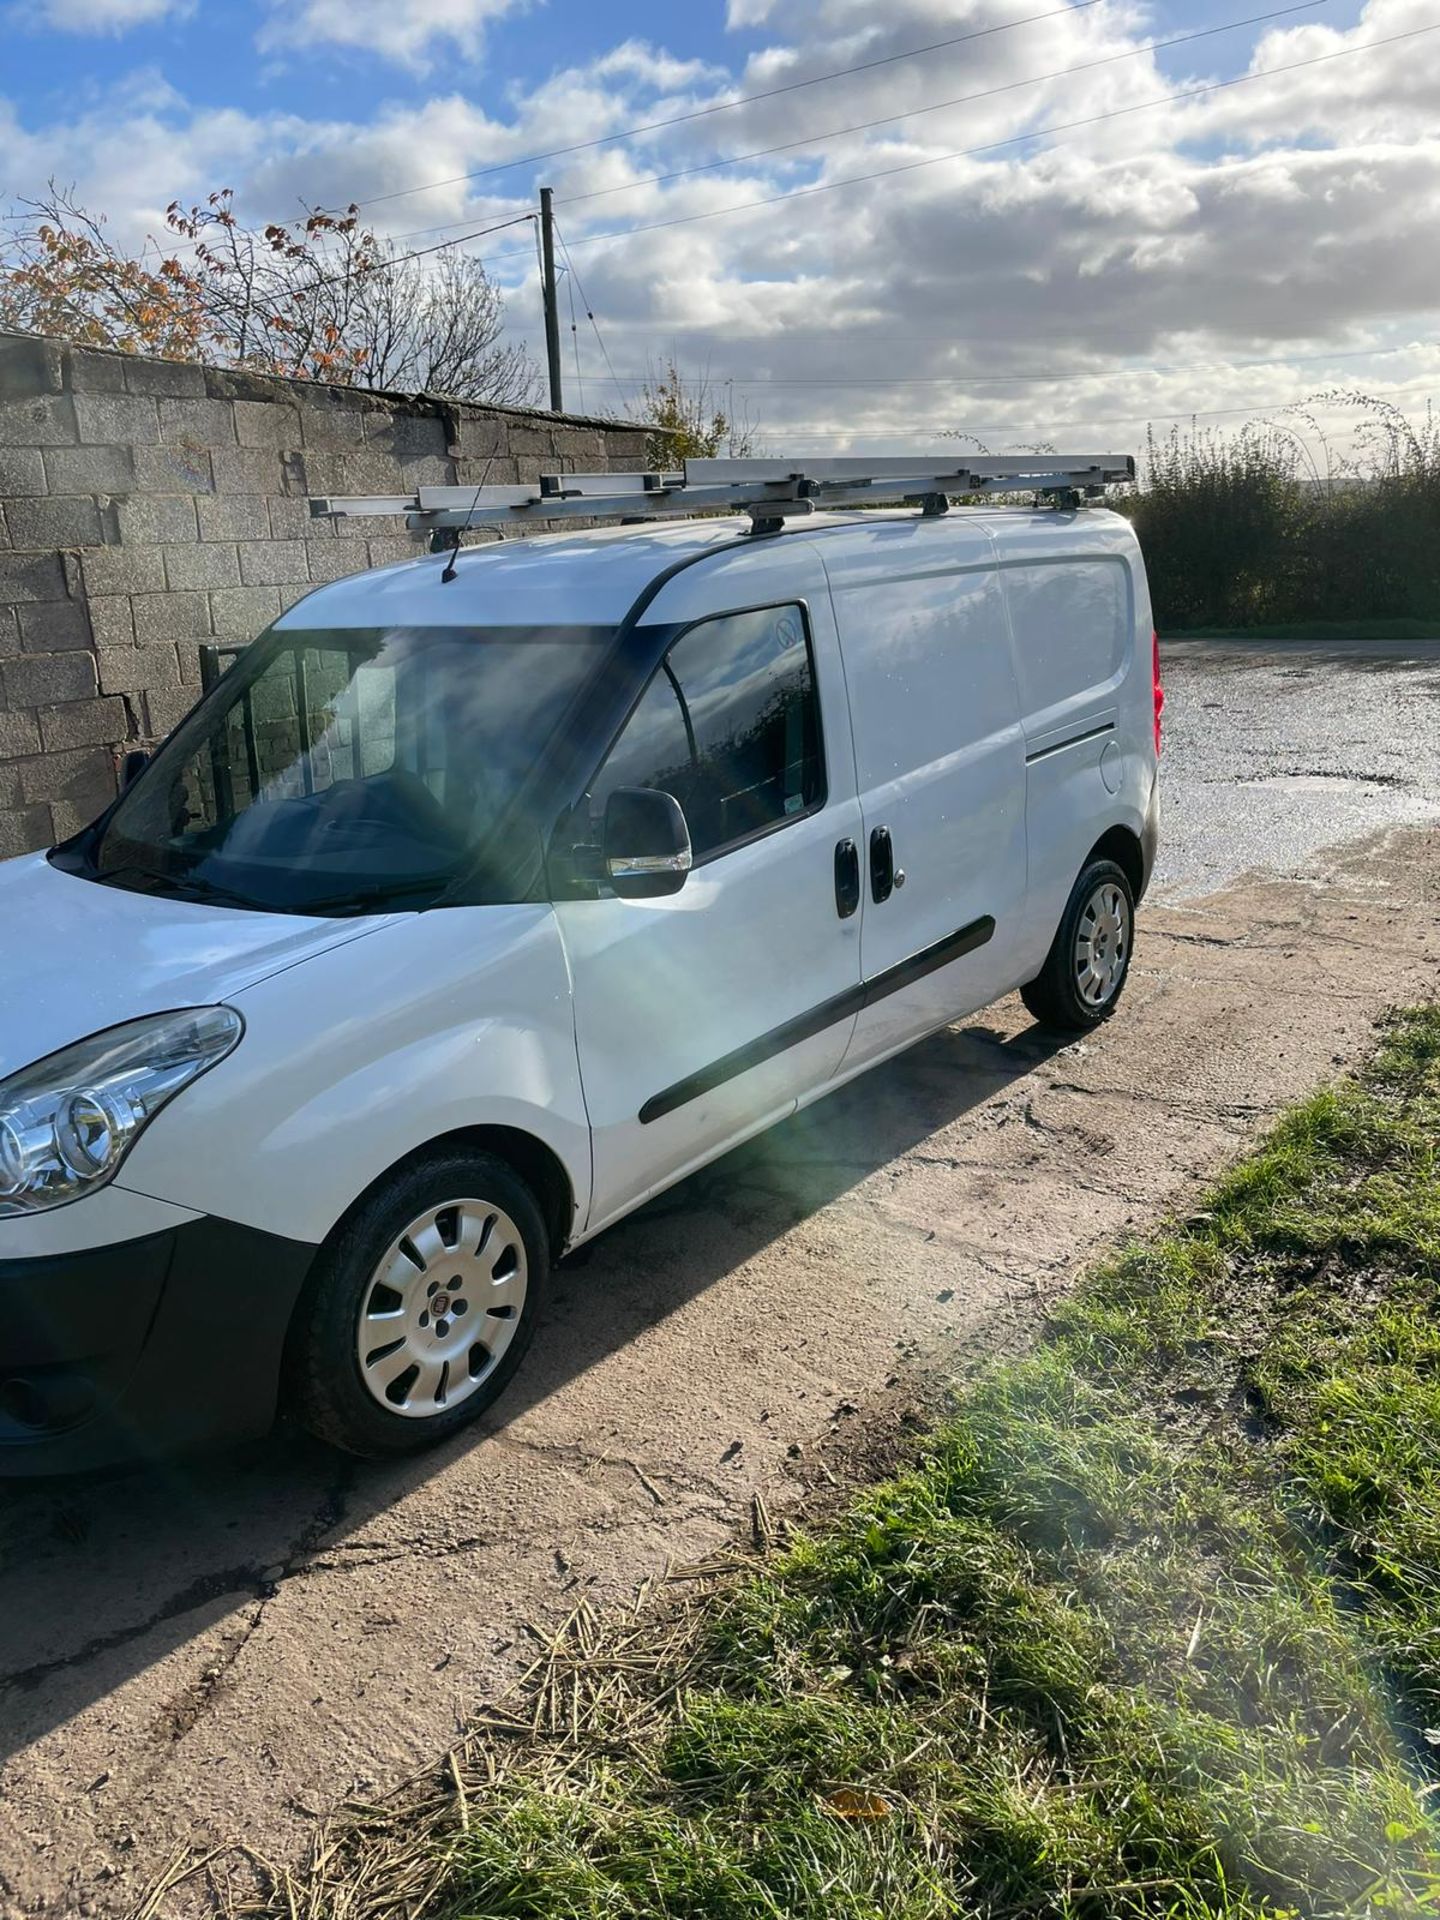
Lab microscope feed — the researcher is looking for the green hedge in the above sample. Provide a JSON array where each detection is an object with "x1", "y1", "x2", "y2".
[{"x1": 1119, "y1": 403, "x2": 1440, "y2": 632}]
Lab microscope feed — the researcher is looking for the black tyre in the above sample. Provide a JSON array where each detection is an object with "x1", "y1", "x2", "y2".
[
  {"x1": 289, "y1": 1147, "x2": 550, "y2": 1458},
  {"x1": 1020, "y1": 857, "x2": 1136, "y2": 1033}
]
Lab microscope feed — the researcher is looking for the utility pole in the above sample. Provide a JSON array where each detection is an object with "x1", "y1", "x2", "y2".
[{"x1": 539, "y1": 186, "x2": 563, "y2": 414}]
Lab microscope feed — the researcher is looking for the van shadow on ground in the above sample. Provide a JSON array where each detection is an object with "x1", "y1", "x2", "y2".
[{"x1": 0, "y1": 1015, "x2": 1064, "y2": 1760}]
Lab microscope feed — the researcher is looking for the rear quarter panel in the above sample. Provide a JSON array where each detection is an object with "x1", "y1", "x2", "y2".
[{"x1": 986, "y1": 512, "x2": 1155, "y2": 973}]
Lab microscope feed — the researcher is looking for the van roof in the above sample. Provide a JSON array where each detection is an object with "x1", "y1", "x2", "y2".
[
  {"x1": 277, "y1": 506, "x2": 1133, "y2": 634},
  {"x1": 277, "y1": 516, "x2": 746, "y2": 633}
]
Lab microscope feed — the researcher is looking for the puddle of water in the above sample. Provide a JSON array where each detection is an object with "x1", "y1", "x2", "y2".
[{"x1": 1241, "y1": 773, "x2": 1399, "y2": 793}]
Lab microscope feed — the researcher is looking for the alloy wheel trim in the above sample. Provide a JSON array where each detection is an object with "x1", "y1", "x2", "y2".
[
  {"x1": 354, "y1": 1197, "x2": 529, "y2": 1419},
  {"x1": 1074, "y1": 880, "x2": 1131, "y2": 1007}
]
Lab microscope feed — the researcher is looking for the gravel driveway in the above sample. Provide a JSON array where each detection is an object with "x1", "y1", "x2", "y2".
[{"x1": 1, "y1": 638, "x2": 1438, "y2": 1919}]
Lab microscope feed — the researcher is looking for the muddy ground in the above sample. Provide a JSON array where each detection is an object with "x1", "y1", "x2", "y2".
[{"x1": 0, "y1": 638, "x2": 1437, "y2": 1917}]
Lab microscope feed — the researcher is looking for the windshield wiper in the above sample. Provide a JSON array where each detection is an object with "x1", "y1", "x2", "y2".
[
  {"x1": 163, "y1": 872, "x2": 273, "y2": 911},
  {"x1": 91, "y1": 861, "x2": 450, "y2": 917},
  {"x1": 90, "y1": 863, "x2": 267, "y2": 912},
  {"x1": 300, "y1": 877, "x2": 453, "y2": 916}
]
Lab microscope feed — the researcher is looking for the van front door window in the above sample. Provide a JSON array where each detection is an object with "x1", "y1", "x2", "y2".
[{"x1": 592, "y1": 603, "x2": 824, "y2": 862}]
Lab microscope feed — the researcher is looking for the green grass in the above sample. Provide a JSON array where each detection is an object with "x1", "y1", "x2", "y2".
[{"x1": 281, "y1": 1008, "x2": 1440, "y2": 1920}]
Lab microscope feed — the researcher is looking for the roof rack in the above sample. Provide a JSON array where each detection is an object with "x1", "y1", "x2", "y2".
[{"x1": 309, "y1": 452, "x2": 1135, "y2": 543}]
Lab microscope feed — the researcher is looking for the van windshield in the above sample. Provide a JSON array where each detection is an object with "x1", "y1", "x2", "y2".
[{"x1": 75, "y1": 625, "x2": 610, "y2": 915}]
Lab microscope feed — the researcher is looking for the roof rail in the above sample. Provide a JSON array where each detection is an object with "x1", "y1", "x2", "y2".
[{"x1": 309, "y1": 452, "x2": 1135, "y2": 543}]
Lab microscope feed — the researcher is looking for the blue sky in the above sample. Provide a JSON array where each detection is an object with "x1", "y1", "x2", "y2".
[
  {"x1": 2, "y1": 1, "x2": 1371, "y2": 103},
  {"x1": 3, "y1": 0, "x2": 1373, "y2": 211},
  {"x1": 1, "y1": 0, "x2": 1431, "y2": 454},
  {"x1": 5, "y1": 3, "x2": 762, "y2": 142}
]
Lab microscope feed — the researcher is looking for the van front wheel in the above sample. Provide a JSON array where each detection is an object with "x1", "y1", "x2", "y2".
[
  {"x1": 291, "y1": 1148, "x2": 549, "y2": 1457},
  {"x1": 1020, "y1": 858, "x2": 1135, "y2": 1033}
]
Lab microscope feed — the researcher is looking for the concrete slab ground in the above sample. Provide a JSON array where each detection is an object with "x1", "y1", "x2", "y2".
[{"x1": 0, "y1": 639, "x2": 1437, "y2": 1917}]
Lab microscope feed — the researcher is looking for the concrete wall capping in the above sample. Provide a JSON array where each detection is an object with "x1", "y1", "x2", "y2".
[
  {"x1": 68, "y1": 351, "x2": 129, "y2": 395},
  {"x1": 0, "y1": 330, "x2": 650, "y2": 856},
  {"x1": 0, "y1": 335, "x2": 66, "y2": 400},
  {"x1": 123, "y1": 357, "x2": 208, "y2": 399}
]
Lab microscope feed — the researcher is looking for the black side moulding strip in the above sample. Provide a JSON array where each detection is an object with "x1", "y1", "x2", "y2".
[
  {"x1": 1024, "y1": 720, "x2": 1115, "y2": 764},
  {"x1": 638, "y1": 914, "x2": 995, "y2": 1123}
]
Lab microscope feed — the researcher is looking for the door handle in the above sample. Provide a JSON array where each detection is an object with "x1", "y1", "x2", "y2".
[
  {"x1": 834, "y1": 838, "x2": 860, "y2": 919},
  {"x1": 870, "y1": 826, "x2": 894, "y2": 904}
]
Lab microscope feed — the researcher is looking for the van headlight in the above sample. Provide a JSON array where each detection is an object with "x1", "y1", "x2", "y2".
[{"x1": 0, "y1": 1008, "x2": 242, "y2": 1216}]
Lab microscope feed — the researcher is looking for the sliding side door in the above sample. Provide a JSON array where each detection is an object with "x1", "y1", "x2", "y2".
[{"x1": 820, "y1": 517, "x2": 1029, "y2": 1071}]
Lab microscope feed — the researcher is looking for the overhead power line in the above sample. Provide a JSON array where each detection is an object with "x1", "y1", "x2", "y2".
[
  {"x1": 345, "y1": 0, "x2": 1116, "y2": 216},
  {"x1": 487, "y1": 19, "x2": 1440, "y2": 260},
  {"x1": 741, "y1": 381, "x2": 1440, "y2": 438},
  {"x1": 134, "y1": 18, "x2": 1436, "y2": 310},
  {"x1": 554, "y1": 2, "x2": 1327, "y2": 217},
  {"x1": 287, "y1": 211, "x2": 536, "y2": 296},
  {"x1": 380, "y1": 0, "x2": 1326, "y2": 250},
  {"x1": 146, "y1": 0, "x2": 1123, "y2": 262},
  {"x1": 553, "y1": 220, "x2": 628, "y2": 404},
  {"x1": 236, "y1": 18, "x2": 1430, "y2": 311},
  {"x1": 556, "y1": 342, "x2": 1439, "y2": 389}
]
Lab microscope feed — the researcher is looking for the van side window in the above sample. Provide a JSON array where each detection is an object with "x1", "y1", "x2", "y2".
[
  {"x1": 593, "y1": 604, "x2": 825, "y2": 861},
  {"x1": 589, "y1": 672, "x2": 693, "y2": 807}
]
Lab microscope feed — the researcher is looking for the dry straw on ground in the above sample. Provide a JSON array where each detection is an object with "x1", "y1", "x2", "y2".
[{"x1": 129, "y1": 1520, "x2": 777, "y2": 1920}]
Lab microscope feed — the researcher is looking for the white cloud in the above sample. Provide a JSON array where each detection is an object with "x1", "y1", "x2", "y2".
[
  {"x1": 590, "y1": 41, "x2": 726, "y2": 94},
  {"x1": 257, "y1": 0, "x2": 531, "y2": 72},
  {"x1": 24, "y1": 0, "x2": 191, "y2": 32}
]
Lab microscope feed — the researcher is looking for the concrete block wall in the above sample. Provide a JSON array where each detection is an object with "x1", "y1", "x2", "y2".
[{"x1": 0, "y1": 332, "x2": 652, "y2": 858}]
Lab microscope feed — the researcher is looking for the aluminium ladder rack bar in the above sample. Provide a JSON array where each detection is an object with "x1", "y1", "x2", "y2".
[
  {"x1": 308, "y1": 452, "x2": 1136, "y2": 536},
  {"x1": 683, "y1": 455, "x2": 1133, "y2": 485}
]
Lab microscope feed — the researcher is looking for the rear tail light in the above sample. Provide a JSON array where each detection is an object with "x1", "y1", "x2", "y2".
[{"x1": 1152, "y1": 629, "x2": 1164, "y2": 758}]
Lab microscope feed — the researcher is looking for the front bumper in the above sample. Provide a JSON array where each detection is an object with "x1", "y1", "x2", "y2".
[{"x1": 0, "y1": 1215, "x2": 316, "y2": 1474}]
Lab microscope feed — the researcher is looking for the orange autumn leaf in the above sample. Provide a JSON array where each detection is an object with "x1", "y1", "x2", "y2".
[{"x1": 823, "y1": 1788, "x2": 892, "y2": 1821}]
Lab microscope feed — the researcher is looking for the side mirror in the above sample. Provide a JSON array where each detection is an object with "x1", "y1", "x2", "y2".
[
  {"x1": 602, "y1": 787, "x2": 692, "y2": 899},
  {"x1": 121, "y1": 749, "x2": 150, "y2": 790}
]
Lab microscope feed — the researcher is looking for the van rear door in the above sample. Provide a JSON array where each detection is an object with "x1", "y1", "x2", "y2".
[{"x1": 819, "y1": 518, "x2": 1027, "y2": 1069}]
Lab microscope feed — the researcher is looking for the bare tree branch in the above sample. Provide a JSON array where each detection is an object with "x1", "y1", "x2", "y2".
[{"x1": 0, "y1": 183, "x2": 539, "y2": 406}]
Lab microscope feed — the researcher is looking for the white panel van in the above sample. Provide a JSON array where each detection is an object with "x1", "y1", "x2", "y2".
[{"x1": 0, "y1": 475, "x2": 1161, "y2": 1470}]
